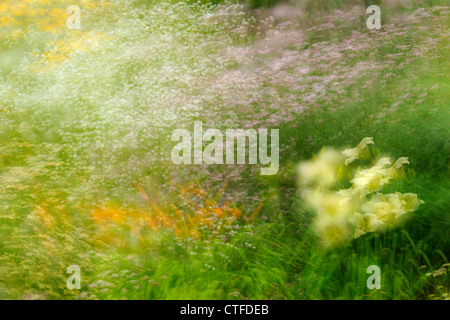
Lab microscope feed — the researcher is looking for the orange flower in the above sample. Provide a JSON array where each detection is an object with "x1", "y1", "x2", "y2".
[
  {"x1": 144, "y1": 217, "x2": 158, "y2": 230},
  {"x1": 202, "y1": 217, "x2": 214, "y2": 226},
  {"x1": 211, "y1": 208, "x2": 223, "y2": 218},
  {"x1": 91, "y1": 207, "x2": 125, "y2": 224},
  {"x1": 229, "y1": 208, "x2": 242, "y2": 219},
  {"x1": 189, "y1": 229, "x2": 201, "y2": 240}
]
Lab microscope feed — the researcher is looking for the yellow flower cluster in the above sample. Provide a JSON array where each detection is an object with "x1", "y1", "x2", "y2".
[
  {"x1": 0, "y1": 0, "x2": 113, "y2": 73},
  {"x1": 31, "y1": 31, "x2": 111, "y2": 73},
  {"x1": 298, "y1": 138, "x2": 423, "y2": 248},
  {"x1": 0, "y1": 0, "x2": 109, "y2": 33}
]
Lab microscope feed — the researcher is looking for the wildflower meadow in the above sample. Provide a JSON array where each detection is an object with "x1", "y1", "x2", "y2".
[{"x1": 0, "y1": 0, "x2": 448, "y2": 301}]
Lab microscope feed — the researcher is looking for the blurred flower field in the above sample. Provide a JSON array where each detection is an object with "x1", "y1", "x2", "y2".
[{"x1": 0, "y1": 0, "x2": 449, "y2": 300}]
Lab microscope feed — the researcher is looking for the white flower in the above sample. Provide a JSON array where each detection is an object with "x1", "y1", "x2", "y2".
[{"x1": 298, "y1": 148, "x2": 345, "y2": 188}]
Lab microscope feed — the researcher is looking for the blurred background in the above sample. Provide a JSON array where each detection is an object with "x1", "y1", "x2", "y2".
[{"x1": 0, "y1": 0, "x2": 448, "y2": 300}]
